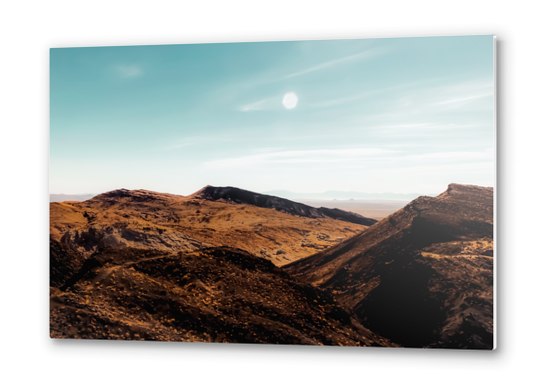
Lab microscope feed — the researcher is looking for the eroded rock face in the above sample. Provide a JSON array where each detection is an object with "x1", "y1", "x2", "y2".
[
  {"x1": 59, "y1": 225, "x2": 207, "y2": 255},
  {"x1": 285, "y1": 184, "x2": 494, "y2": 349}
]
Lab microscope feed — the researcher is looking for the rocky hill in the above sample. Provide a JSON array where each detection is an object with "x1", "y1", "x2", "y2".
[
  {"x1": 50, "y1": 188, "x2": 373, "y2": 267},
  {"x1": 192, "y1": 186, "x2": 377, "y2": 226},
  {"x1": 285, "y1": 184, "x2": 494, "y2": 349},
  {"x1": 50, "y1": 246, "x2": 395, "y2": 346},
  {"x1": 50, "y1": 183, "x2": 493, "y2": 348}
]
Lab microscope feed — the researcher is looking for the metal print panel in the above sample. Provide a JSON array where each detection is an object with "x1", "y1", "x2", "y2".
[{"x1": 50, "y1": 35, "x2": 495, "y2": 349}]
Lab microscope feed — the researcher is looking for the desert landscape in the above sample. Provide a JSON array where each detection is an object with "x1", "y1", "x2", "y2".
[
  {"x1": 50, "y1": 183, "x2": 493, "y2": 349},
  {"x1": 50, "y1": 37, "x2": 494, "y2": 349}
]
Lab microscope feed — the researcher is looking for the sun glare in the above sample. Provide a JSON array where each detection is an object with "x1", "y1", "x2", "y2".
[{"x1": 282, "y1": 92, "x2": 298, "y2": 109}]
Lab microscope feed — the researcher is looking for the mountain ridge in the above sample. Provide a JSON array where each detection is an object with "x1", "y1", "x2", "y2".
[
  {"x1": 264, "y1": 189, "x2": 434, "y2": 201},
  {"x1": 285, "y1": 183, "x2": 494, "y2": 349},
  {"x1": 192, "y1": 185, "x2": 377, "y2": 226},
  {"x1": 50, "y1": 186, "x2": 373, "y2": 267}
]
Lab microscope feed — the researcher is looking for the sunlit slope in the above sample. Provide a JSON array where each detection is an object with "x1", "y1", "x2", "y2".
[{"x1": 50, "y1": 188, "x2": 371, "y2": 266}]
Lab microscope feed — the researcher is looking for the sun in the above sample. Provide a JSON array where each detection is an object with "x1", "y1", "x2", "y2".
[{"x1": 282, "y1": 92, "x2": 298, "y2": 109}]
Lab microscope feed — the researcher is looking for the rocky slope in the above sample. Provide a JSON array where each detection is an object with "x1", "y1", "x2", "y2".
[
  {"x1": 192, "y1": 186, "x2": 377, "y2": 226},
  {"x1": 50, "y1": 246, "x2": 395, "y2": 346},
  {"x1": 51, "y1": 188, "x2": 372, "y2": 267},
  {"x1": 285, "y1": 184, "x2": 494, "y2": 349}
]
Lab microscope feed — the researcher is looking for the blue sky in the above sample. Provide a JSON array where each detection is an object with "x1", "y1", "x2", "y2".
[{"x1": 50, "y1": 35, "x2": 494, "y2": 196}]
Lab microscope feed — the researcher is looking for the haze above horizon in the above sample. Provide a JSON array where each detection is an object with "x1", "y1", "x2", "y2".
[{"x1": 50, "y1": 36, "x2": 494, "y2": 195}]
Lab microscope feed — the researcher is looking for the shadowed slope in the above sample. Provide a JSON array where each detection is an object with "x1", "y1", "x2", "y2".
[
  {"x1": 285, "y1": 184, "x2": 494, "y2": 349},
  {"x1": 50, "y1": 238, "x2": 89, "y2": 288},
  {"x1": 50, "y1": 247, "x2": 395, "y2": 346}
]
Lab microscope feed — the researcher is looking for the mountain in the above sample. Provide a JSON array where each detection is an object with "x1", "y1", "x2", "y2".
[
  {"x1": 50, "y1": 245, "x2": 395, "y2": 346},
  {"x1": 50, "y1": 187, "x2": 374, "y2": 267},
  {"x1": 296, "y1": 199, "x2": 409, "y2": 221},
  {"x1": 50, "y1": 183, "x2": 493, "y2": 348},
  {"x1": 50, "y1": 193, "x2": 96, "y2": 202},
  {"x1": 192, "y1": 186, "x2": 377, "y2": 226},
  {"x1": 264, "y1": 190, "x2": 432, "y2": 201},
  {"x1": 285, "y1": 184, "x2": 494, "y2": 349}
]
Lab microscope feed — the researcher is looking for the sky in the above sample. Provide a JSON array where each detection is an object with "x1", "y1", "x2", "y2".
[{"x1": 50, "y1": 35, "x2": 495, "y2": 196}]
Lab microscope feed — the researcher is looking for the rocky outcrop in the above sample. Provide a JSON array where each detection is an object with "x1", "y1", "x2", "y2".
[{"x1": 59, "y1": 224, "x2": 208, "y2": 256}]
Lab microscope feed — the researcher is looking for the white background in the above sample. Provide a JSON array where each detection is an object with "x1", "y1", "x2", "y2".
[{"x1": 1, "y1": 1, "x2": 540, "y2": 383}]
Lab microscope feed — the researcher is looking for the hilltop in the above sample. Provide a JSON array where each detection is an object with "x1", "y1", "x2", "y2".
[
  {"x1": 285, "y1": 183, "x2": 494, "y2": 349},
  {"x1": 192, "y1": 186, "x2": 377, "y2": 226},
  {"x1": 50, "y1": 187, "x2": 374, "y2": 267}
]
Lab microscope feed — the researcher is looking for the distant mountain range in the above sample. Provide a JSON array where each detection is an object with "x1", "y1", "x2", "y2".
[
  {"x1": 264, "y1": 190, "x2": 434, "y2": 201},
  {"x1": 50, "y1": 189, "x2": 434, "y2": 203},
  {"x1": 193, "y1": 186, "x2": 377, "y2": 226},
  {"x1": 50, "y1": 193, "x2": 96, "y2": 202}
]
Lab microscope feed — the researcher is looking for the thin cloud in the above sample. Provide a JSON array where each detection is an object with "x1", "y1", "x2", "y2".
[
  {"x1": 280, "y1": 48, "x2": 387, "y2": 81},
  {"x1": 204, "y1": 148, "x2": 394, "y2": 168},
  {"x1": 399, "y1": 150, "x2": 493, "y2": 162},
  {"x1": 431, "y1": 92, "x2": 493, "y2": 107},
  {"x1": 203, "y1": 147, "x2": 492, "y2": 169},
  {"x1": 406, "y1": 81, "x2": 494, "y2": 112},
  {"x1": 240, "y1": 47, "x2": 389, "y2": 89},
  {"x1": 165, "y1": 142, "x2": 194, "y2": 150},
  {"x1": 238, "y1": 97, "x2": 277, "y2": 112},
  {"x1": 310, "y1": 81, "x2": 423, "y2": 109},
  {"x1": 313, "y1": 93, "x2": 367, "y2": 108},
  {"x1": 117, "y1": 65, "x2": 143, "y2": 78},
  {"x1": 377, "y1": 122, "x2": 481, "y2": 132}
]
